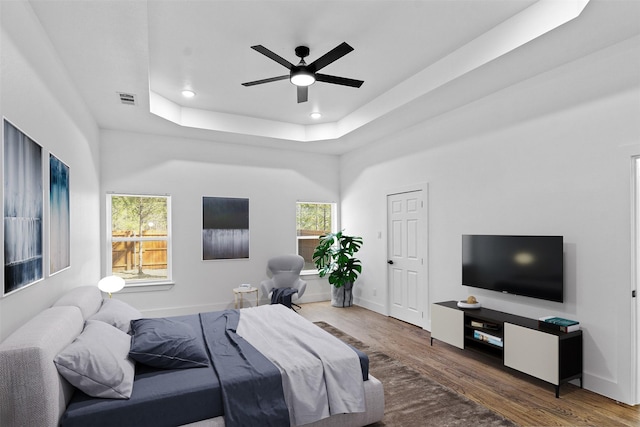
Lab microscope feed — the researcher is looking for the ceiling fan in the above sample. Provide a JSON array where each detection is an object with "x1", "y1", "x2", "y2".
[{"x1": 242, "y1": 42, "x2": 364, "y2": 103}]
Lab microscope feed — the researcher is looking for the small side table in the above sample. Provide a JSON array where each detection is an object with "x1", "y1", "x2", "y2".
[{"x1": 233, "y1": 286, "x2": 259, "y2": 309}]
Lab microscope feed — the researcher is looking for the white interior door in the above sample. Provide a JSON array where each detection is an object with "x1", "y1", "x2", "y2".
[{"x1": 387, "y1": 190, "x2": 425, "y2": 326}]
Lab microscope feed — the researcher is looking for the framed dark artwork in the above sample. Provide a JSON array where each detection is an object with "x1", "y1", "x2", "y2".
[
  {"x1": 3, "y1": 119, "x2": 44, "y2": 295},
  {"x1": 49, "y1": 153, "x2": 70, "y2": 275},
  {"x1": 202, "y1": 197, "x2": 249, "y2": 260}
]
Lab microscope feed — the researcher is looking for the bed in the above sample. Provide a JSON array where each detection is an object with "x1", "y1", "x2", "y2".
[{"x1": 0, "y1": 286, "x2": 384, "y2": 427}]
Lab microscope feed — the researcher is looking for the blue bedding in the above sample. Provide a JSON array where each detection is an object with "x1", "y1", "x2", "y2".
[
  {"x1": 60, "y1": 314, "x2": 223, "y2": 427},
  {"x1": 200, "y1": 309, "x2": 290, "y2": 426},
  {"x1": 60, "y1": 310, "x2": 369, "y2": 427}
]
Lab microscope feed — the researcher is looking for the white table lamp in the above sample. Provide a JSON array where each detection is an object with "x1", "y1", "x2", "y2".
[{"x1": 98, "y1": 275, "x2": 125, "y2": 298}]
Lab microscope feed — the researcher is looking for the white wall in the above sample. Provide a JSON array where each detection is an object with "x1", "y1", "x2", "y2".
[
  {"x1": 341, "y1": 36, "x2": 640, "y2": 404},
  {"x1": 2, "y1": 0, "x2": 638, "y2": 406},
  {"x1": 100, "y1": 130, "x2": 339, "y2": 315},
  {"x1": 0, "y1": 2, "x2": 102, "y2": 341}
]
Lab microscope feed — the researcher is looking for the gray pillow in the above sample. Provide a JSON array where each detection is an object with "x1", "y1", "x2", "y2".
[
  {"x1": 52, "y1": 286, "x2": 103, "y2": 320},
  {"x1": 89, "y1": 298, "x2": 142, "y2": 333},
  {"x1": 54, "y1": 320, "x2": 135, "y2": 399},
  {"x1": 129, "y1": 318, "x2": 210, "y2": 369}
]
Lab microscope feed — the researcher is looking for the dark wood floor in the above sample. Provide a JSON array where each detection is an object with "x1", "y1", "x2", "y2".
[{"x1": 299, "y1": 301, "x2": 640, "y2": 427}]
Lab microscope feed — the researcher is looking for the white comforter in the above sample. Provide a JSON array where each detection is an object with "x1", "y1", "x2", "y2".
[{"x1": 236, "y1": 304, "x2": 366, "y2": 426}]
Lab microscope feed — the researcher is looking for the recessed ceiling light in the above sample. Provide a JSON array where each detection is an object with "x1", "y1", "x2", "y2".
[
  {"x1": 181, "y1": 90, "x2": 196, "y2": 98},
  {"x1": 310, "y1": 112, "x2": 322, "y2": 119}
]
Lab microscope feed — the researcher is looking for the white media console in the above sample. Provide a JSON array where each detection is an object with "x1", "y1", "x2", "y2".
[{"x1": 431, "y1": 301, "x2": 583, "y2": 397}]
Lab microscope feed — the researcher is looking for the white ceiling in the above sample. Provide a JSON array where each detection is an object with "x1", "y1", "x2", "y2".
[
  {"x1": 26, "y1": 0, "x2": 640, "y2": 154},
  {"x1": 146, "y1": 0, "x2": 533, "y2": 124}
]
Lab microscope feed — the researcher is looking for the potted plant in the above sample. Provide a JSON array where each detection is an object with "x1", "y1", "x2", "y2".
[{"x1": 312, "y1": 231, "x2": 363, "y2": 307}]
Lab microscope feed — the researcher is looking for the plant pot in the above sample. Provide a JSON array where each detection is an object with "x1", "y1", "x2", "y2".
[{"x1": 331, "y1": 282, "x2": 353, "y2": 307}]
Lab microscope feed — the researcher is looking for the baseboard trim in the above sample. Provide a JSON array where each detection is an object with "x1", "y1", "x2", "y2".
[
  {"x1": 581, "y1": 371, "x2": 635, "y2": 406},
  {"x1": 353, "y1": 297, "x2": 387, "y2": 316},
  {"x1": 297, "y1": 291, "x2": 331, "y2": 304}
]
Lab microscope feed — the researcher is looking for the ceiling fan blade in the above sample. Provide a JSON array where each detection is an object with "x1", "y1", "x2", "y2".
[
  {"x1": 241, "y1": 75, "x2": 289, "y2": 86},
  {"x1": 251, "y1": 45, "x2": 294, "y2": 70},
  {"x1": 309, "y1": 42, "x2": 354, "y2": 72},
  {"x1": 315, "y1": 73, "x2": 364, "y2": 88},
  {"x1": 297, "y1": 86, "x2": 308, "y2": 103}
]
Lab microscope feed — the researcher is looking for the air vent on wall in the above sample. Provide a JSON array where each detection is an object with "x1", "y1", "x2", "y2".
[{"x1": 117, "y1": 92, "x2": 136, "y2": 106}]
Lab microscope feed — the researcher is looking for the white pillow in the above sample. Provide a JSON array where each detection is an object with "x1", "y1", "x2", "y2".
[
  {"x1": 54, "y1": 320, "x2": 135, "y2": 399},
  {"x1": 89, "y1": 298, "x2": 142, "y2": 333}
]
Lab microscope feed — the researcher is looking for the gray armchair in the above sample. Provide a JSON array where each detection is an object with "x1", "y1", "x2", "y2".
[{"x1": 260, "y1": 254, "x2": 307, "y2": 309}]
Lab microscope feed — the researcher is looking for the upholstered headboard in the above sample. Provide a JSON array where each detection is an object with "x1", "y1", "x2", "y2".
[{"x1": 0, "y1": 286, "x2": 102, "y2": 427}]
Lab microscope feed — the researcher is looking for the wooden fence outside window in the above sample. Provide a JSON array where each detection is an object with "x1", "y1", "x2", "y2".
[{"x1": 111, "y1": 231, "x2": 167, "y2": 272}]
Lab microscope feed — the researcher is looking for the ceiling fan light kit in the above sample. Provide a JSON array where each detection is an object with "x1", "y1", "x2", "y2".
[
  {"x1": 290, "y1": 46, "x2": 315, "y2": 87},
  {"x1": 290, "y1": 69, "x2": 315, "y2": 87},
  {"x1": 242, "y1": 42, "x2": 364, "y2": 103}
]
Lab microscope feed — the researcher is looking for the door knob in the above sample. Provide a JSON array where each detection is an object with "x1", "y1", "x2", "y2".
[{"x1": 387, "y1": 260, "x2": 394, "y2": 265}]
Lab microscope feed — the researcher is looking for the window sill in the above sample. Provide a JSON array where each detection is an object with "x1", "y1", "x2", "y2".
[
  {"x1": 301, "y1": 270, "x2": 319, "y2": 277},
  {"x1": 120, "y1": 281, "x2": 175, "y2": 293}
]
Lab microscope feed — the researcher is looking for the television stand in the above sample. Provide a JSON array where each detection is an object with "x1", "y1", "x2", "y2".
[{"x1": 431, "y1": 301, "x2": 583, "y2": 398}]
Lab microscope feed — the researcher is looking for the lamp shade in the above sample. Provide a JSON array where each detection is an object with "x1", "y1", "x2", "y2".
[{"x1": 98, "y1": 275, "x2": 125, "y2": 295}]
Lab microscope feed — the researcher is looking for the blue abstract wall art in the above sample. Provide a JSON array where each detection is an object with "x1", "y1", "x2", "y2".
[
  {"x1": 50, "y1": 153, "x2": 70, "y2": 275},
  {"x1": 3, "y1": 120, "x2": 43, "y2": 295}
]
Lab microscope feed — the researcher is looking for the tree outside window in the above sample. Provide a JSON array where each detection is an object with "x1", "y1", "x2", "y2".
[
  {"x1": 108, "y1": 194, "x2": 171, "y2": 283},
  {"x1": 296, "y1": 202, "x2": 335, "y2": 272}
]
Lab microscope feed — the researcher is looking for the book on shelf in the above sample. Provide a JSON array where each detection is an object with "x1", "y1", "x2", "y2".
[
  {"x1": 470, "y1": 320, "x2": 499, "y2": 330},
  {"x1": 473, "y1": 330, "x2": 504, "y2": 347},
  {"x1": 538, "y1": 316, "x2": 580, "y2": 333}
]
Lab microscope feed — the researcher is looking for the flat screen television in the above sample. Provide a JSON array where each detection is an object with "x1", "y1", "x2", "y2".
[{"x1": 462, "y1": 235, "x2": 564, "y2": 303}]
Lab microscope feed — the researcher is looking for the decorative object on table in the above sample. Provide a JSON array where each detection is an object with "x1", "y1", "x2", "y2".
[
  {"x1": 259, "y1": 254, "x2": 307, "y2": 310},
  {"x1": 49, "y1": 153, "x2": 70, "y2": 275},
  {"x1": 98, "y1": 275, "x2": 126, "y2": 298},
  {"x1": 313, "y1": 231, "x2": 363, "y2": 307},
  {"x1": 457, "y1": 295, "x2": 481, "y2": 309},
  {"x1": 538, "y1": 316, "x2": 580, "y2": 333},
  {"x1": 202, "y1": 196, "x2": 249, "y2": 260},
  {"x1": 3, "y1": 119, "x2": 43, "y2": 295}
]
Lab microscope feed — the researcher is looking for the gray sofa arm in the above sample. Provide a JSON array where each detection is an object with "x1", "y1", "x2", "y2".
[{"x1": 0, "y1": 306, "x2": 84, "y2": 427}]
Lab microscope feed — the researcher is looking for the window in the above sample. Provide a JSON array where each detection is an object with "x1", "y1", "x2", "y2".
[
  {"x1": 107, "y1": 194, "x2": 171, "y2": 284},
  {"x1": 296, "y1": 202, "x2": 336, "y2": 273}
]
